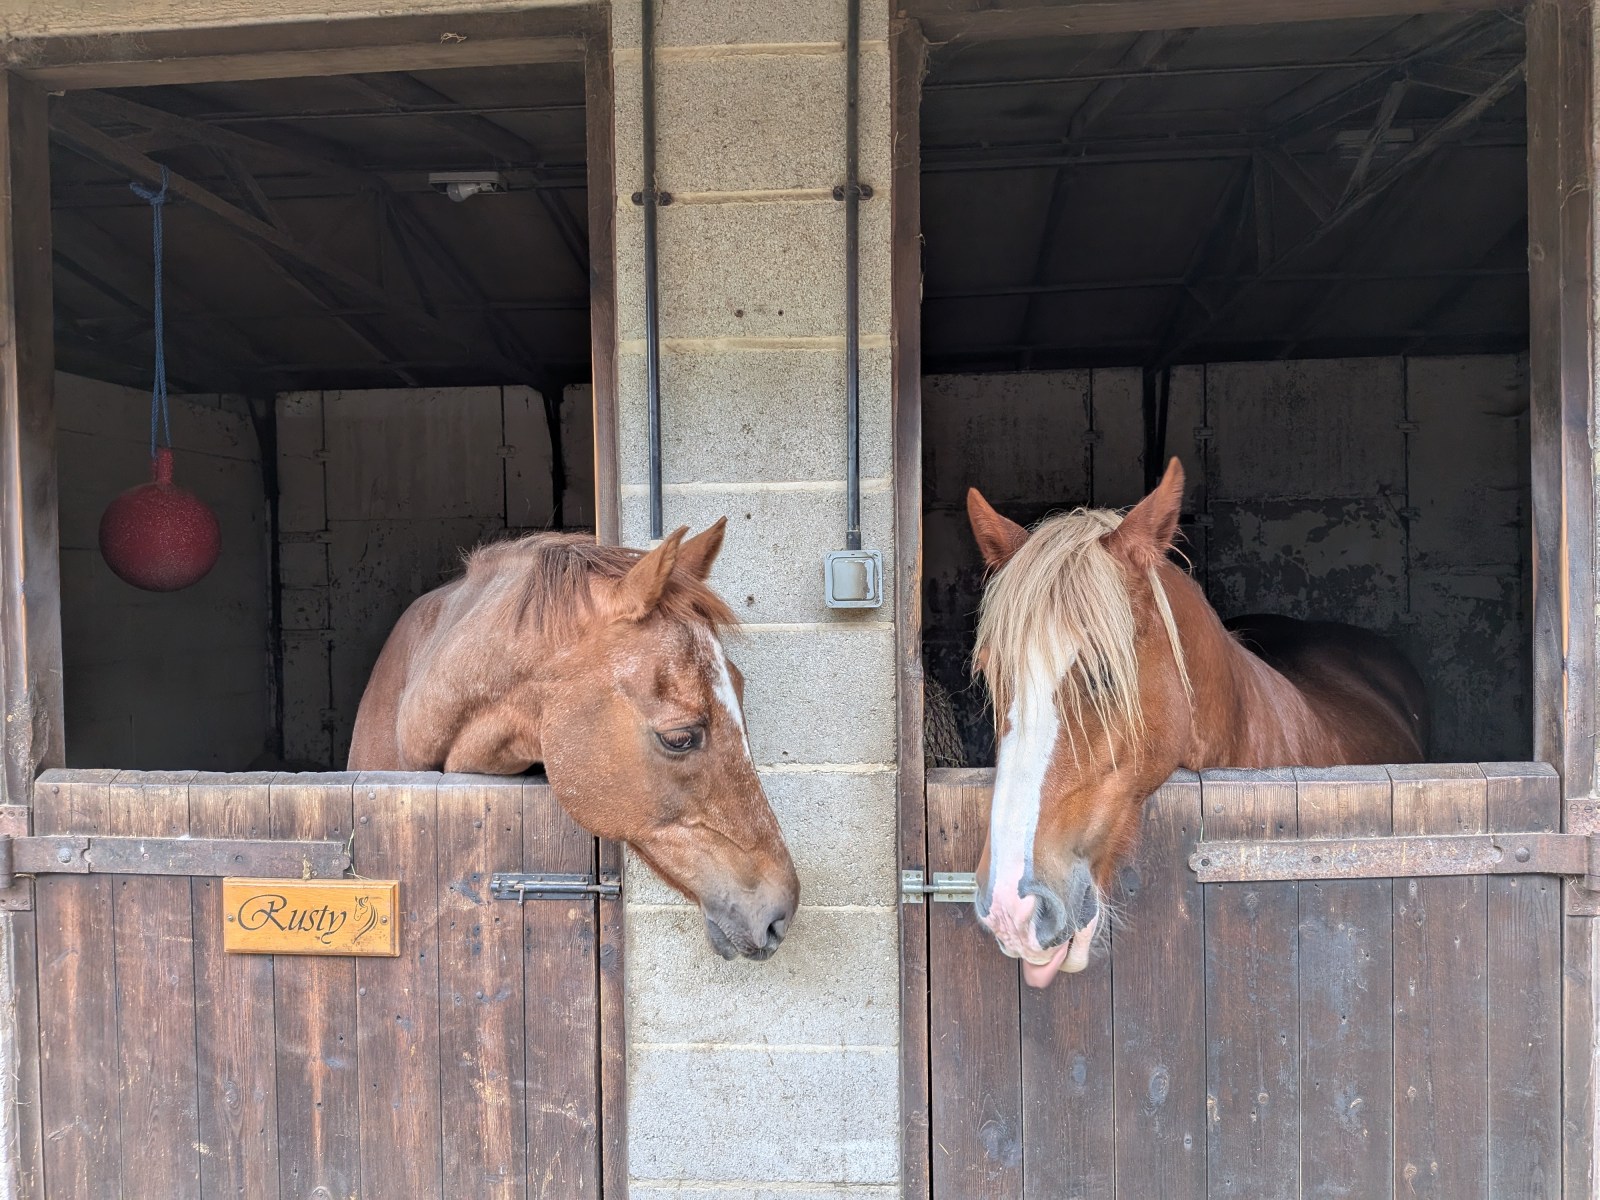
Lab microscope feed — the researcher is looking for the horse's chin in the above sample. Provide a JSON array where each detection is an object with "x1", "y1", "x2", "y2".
[
  {"x1": 1021, "y1": 913, "x2": 1100, "y2": 988},
  {"x1": 703, "y1": 915, "x2": 742, "y2": 960}
]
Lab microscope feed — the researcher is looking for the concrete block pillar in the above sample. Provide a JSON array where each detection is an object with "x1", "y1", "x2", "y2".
[{"x1": 609, "y1": 1, "x2": 900, "y2": 1193}]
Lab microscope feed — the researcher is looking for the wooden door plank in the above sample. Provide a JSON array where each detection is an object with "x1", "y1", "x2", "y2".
[
  {"x1": 269, "y1": 772, "x2": 362, "y2": 1199},
  {"x1": 1201, "y1": 768, "x2": 1299, "y2": 1199},
  {"x1": 34, "y1": 769, "x2": 121, "y2": 1199},
  {"x1": 107, "y1": 770, "x2": 202, "y2": 1200},
  {"x1": 597, "y1": 831, "x2": 626, "y2": 1198},
  {"x1": 0, "y1": 75, "x2": 59, "y2": 1199},
  {"x1": 437, "y1": 775, "x2": 526, "y2": 1198},
  {"x1": 1391, "y1": 763, "x2": 1489, "y2": 1200},
  {"x1": 188, "y1": 772, "x2": 280, "y2": 1200},
  {"x1": 1295, "y1": 765, "x2": 1394, "y2": 1200},
  {"x1": 1112, "y1": 772, "x2": 1206, "y2": 1200},
  {"x1": 1483, "y1": 763, "x2": 1562, "y2": 1197},
  {"x1": 355, "y1": 772, "x2": 444, "y2": 1198},
  {"x1": 524, "y1": 781, "x2": 601, "y2": 1200},
  {"x1": 928, "y1": 772, "x2": 1022, "y2": 1199},
  {"x1": 1020, "y1": 884, "x2": 1114, "y2": 1200}
]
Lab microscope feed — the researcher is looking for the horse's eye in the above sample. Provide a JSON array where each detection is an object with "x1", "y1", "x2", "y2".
[{"x1": 656, "y1": 727, "x2": 703, "y2": 754}]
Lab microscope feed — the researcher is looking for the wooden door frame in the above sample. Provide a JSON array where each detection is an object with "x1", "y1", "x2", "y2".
[
  {"x1": 0, "y1": 4, "x2": 624, "y2": 1196},
  {"x1": 891, "y1": 1, "x2": 1598, "y2": 1196}
]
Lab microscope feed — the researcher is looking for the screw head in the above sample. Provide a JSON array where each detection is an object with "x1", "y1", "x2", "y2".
[
  {"x1": 1515, "y1": 845, "x2": 1532, "y2": 863},
  {"x1": 55, "y1": 846, "x2": 73, "y2": 864}
]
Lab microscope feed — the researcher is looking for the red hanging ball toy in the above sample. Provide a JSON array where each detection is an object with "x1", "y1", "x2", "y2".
[{"x1": 99, "y1": 447, "x2": 221, "y2": 592}]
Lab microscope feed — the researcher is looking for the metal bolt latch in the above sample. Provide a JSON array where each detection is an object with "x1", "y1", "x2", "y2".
[
  {"x1": 490, "y1": 872, "x2": 621, "y2": 901},
  {"x1": 900, "y1": 869, "x2": 978, "y2": 904}
]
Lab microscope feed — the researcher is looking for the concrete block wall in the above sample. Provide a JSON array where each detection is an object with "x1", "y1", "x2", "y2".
[
  {"x1": 924, "y1": 355, "x2": 1530, "y2": 765},
  {"x1": 275, "y1": 383, "x2": 586, "y2": 767},
  {"x1": 55, "y1": 373, "x2": 271, "y2": 769},
  {"x1": 611, "y1": 2, "x2": 901, "y2": 1193}
]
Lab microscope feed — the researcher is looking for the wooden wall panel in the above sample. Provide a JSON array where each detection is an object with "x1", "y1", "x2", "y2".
[
  {"x1": 1111, "y1": 773, "x2": 1206, "y2": 1199},
  {"x1": 107, "y1": 770, "x2": 201, "y2": 1200},
  {"x1": 1485, "y1": 763, "x2": 1563, "y2": 1196},
  {"x1": 927, "y1": 771, "x2": 1022, "y2": 1200},
  {"x1": 523, "y1": 782, "x2": 602, "y2": 1199},
  {"x1": 1201, "y1": 769, "x2": 1299, "y2": 1200},
  {"x1": 1391, "y1": 764, "x2": 1490, "y2": 1200},
  {"x1": 354, "y1": 773, "x2": 444, "y2": 1198},
  {"x1": 189, "y1": 773, "x2": 280, "y2": 1200},
  {"x1": 437, "y1": 775, "x2": 527, "y2": 1199},
  {"x1": 33, "y1": 770, "x2": 121, "y2": 1199},
  {"x1": 1295, "y1": 766, "x2": 1395, "y2": 1199},
  {"x1": 923, "y1": 765, "x2": 1568, "y2": 1200},
  {"x1": 269, "y1": 773, "x2": 362, "y2": 1198}
]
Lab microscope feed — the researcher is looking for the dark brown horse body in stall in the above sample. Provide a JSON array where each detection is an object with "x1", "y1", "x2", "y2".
[
  {"x1": 965, "y1": 460, "x2": 1426, "y2": 987},
  {"x1": 349, "y1": 521, "x2": 800, "y2": 962}
]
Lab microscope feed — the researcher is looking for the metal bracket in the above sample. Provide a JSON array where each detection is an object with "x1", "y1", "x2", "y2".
[
  {"x1": 490, "y1": 871, "x2": 620, "y2": 901},
  {"x1": 1190, "y1": 831, "x2": 1600, "y2": 891},
  {"x1": 0, "y1": 805, "x2": 349, "y2": 912},
  {"x1": 900, "y1": 869, "x2": 978, "y2": 904}
]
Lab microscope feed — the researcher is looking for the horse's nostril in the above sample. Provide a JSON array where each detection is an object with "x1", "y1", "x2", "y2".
[
  {"x1": 1030, "y1": 887, "x2": 1069, "y2": 948},
  {"x1": 766, "y1": 916, "x2": 789, "y2": 946}
]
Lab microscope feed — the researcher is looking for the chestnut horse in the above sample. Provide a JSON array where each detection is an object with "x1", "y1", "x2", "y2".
[
  {"x1": 349, "y1": 520, "x2": 800, "y2": 962},
  {"x1": 965, "y1": 459, "x2": 1426, "y2": 988}
]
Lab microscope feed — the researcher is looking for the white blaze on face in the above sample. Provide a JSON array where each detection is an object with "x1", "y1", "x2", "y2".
[
  {"x1": 701, "y1": 629, "x2": 753, "y2": 759},
  {"x1": 983, "y1": 661, "x2": 1064, "y2": 954}
]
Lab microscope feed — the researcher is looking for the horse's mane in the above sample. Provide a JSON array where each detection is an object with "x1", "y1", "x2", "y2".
[
  {"x1": 462, "y1": 532, "x2": 737, "y2": 640},
  {"x1": 973, "y1": 507, "x2": 1189, "y2": 757}
]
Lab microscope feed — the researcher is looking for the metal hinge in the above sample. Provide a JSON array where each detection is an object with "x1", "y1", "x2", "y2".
[
  {"x1": 0, "y1": 805, "x2": 349, "y2": 912},
  {"x1": 900, "y1": 869, "x2": 978, "y2": 904},
  {"x1": 1190, "y1": 831, "x2": 1600, "y2": 890},
  {"x1": 490, "y1": 871, "x2": 620, "y2": 901}
]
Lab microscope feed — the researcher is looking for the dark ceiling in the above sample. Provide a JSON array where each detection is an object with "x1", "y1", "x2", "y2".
[
  {"x1": 49, "y1": 60, "x2": 590, "y2": 395},
  {"x1": 919, "y1": 10, "x2": 1529, "y2": 373},
  {"x1": 48, "y1": 12, "x2": 1529, "y2": 392}
]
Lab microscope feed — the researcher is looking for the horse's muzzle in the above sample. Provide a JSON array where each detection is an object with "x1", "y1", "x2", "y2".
[{"x1": 702, "y1": 891, "x2": 796, "y2": 961}]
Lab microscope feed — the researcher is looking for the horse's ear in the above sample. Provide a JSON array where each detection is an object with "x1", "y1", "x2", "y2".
[
  {"x1": 608, "y1": 527, "x2": 687, "y2": 621},
  {"x1": 967, "y1": 488, "x2": 1029, "y2": 570},
  {"x1": 674, "y1": 517, "x2": 726, "y2": 582},
  {"x1": 1104, "y1": 457, "x2": 1185, "y2": 568}
]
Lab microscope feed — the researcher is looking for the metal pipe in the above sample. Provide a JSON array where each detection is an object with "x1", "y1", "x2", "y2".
[
  {"x1": 844, "y1": 0, "x2": 862, "y2": 551},
  {"x1": 641, "y1": 0, "x2": 664, "y2": 539}
]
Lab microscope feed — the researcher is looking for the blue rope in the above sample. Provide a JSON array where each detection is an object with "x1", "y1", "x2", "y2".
[{"x1": 130, "y1": 167, "x2": 171, "y2": 458}]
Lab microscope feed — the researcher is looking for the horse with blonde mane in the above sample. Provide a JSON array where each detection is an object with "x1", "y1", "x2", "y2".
[
  {"x1": 349, "y1": 520, "x2": 800, "y2": 962},
  {"x1": 965, "y1": 459, "x2": 1426, "y2": 988}
]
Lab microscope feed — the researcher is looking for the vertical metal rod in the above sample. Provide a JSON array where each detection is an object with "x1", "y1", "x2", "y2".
[
  {"x1": 844, "y1": 0, "x2": 862, "y2": 551},
  {"x1": 641, "y1": 0, "x2": 664, "y2": 539}
]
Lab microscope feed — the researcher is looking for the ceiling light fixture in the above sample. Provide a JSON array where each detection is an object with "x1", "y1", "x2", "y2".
[{"x1": 428, "y1": 170, "x2": 508, "y2": 201}]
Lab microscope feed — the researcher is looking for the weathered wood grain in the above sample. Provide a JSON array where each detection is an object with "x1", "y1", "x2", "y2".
[
  {"x1": 1020, "y1": 861, "x2": 1114, "y2": 1200},
  {"x1": 1295, "y1": 765, "x2": 1394, "y2": 1200},
  {"x1": 524, "y1": 781, "x2": 602, "y2": 1200},
  {"x1": 586, "y1": 24, "x2": 620, "y2": 548},
  {"x1": 188, "y1": 773, "x2": 280, "y2": 1200},
  {"x1": 107, "y1": 770, "x2": 201, "y2": 1200},
  {"x1": 894, "y1": 26, "x2": 932, "y2": 1200},
  {"x1": 1484, "y1": 763, "x2": 1562, "y2": 1199},
  {"x1": 1112, "y1": 773, "x2": 1206, "y2": 1200},
  {"x1": 437, "y1": 776, "x2": 526, "y2": 1198},
  {"x1": 34, "y1": 770, "x2": 121, "y2": 1198},
  {"x1": 1391, "y1": 763, "x2": 1488, "y2": 1200},
  {"x1": 354, "y1": 772, "x2": 444, "y2": 1197},
  {"x1": 1201, "y1": 768, "x2": 1298, "y2": 1199},
  {"x1": 597, "y1": 829, "x2": 627, "y2": 1197},
  {"x1": 269, "y1": 772, "x2": 362, "y2": 1199},
  {"x1": 927, "y1": 773, "x2": 1022, "y2": 1200}
]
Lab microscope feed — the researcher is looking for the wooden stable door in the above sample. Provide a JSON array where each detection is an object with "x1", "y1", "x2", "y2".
[
  {"x1": 921, "y1": 764, "x2": 1570, "y2": 1199},
  {"x1": 25, "y1": 770, "x2": 615, "y2": 1200}
]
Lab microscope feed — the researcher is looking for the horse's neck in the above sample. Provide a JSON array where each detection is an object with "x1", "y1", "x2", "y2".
[
  {"x1": 398, "y1": 576, "x2": 557, "y2": 770},
  {"x1": 1164, "y1": 568, "x2": 1335, "y2": 768}
]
